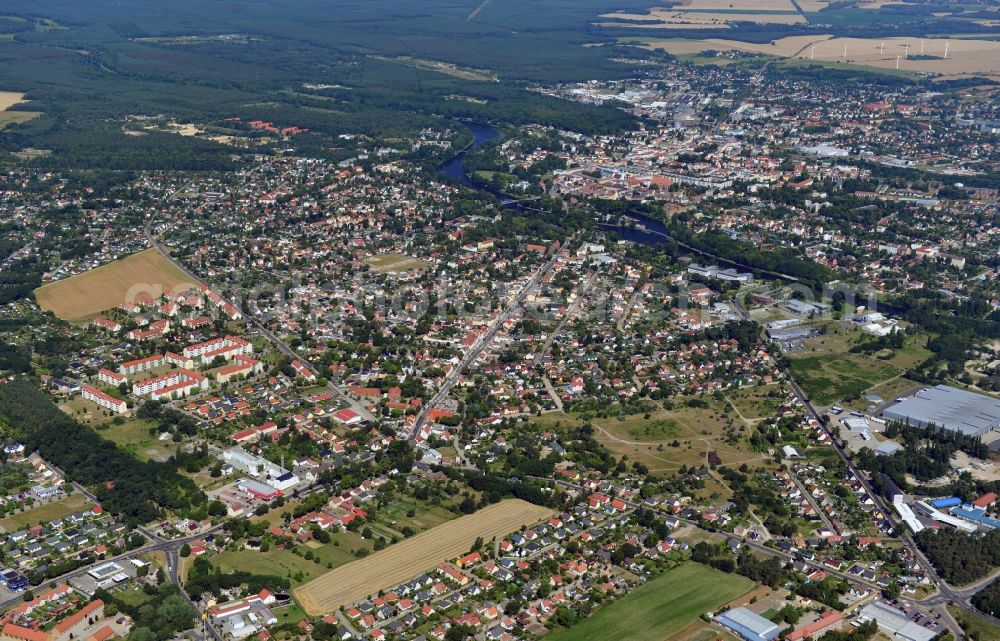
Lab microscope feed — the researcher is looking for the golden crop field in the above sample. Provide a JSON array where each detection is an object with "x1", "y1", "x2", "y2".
[
  {"x1": 599, "y1": 7, "x2": 805, "y2": 29},
  {"x1": 634, "y1": 35, "x2": 1000, "y2": 78},
  {"x1": 678, "y1": 0, "x2": 797, "y2": 9},
  {"x1": 35, "y1": 248, "x2": 195, "y2": 321},
  {"x1": 0, "y1": 91, "x2": 24, "y2": 111},
  {"x1": 293, "y1": 499, "x2": 554, "y2": 615},
  {"x1": 0, "y1": 91, "x2": 41, "y2": 129},
  {"x1": 634, "y1": 35, "x2": 824, "y2": 56},
  {"x1": 793, "y1": 36, "x2": 1000, "y2": 77}
]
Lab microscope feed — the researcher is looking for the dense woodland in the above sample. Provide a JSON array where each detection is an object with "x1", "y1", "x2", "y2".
[
  {"x1": 185, "y1": 555, "x2": 290, "y2": 600},
  {"x1": 971, "y1": 576, "x2": 1000, "y2": 618},
  {"x1": 0, "y1": 0, "x2": 648, "y2": 170},
  {"x1": 914, "y1": 528, "x2": 1000, "y2": 585},
  {"x1": 0, "y1": 378, "x2": 206, "y2": 525}
]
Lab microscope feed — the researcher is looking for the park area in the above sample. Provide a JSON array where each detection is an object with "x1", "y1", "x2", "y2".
[
  {"x1": 534, "y1": 389, "x2": 782, "y2": 486},
  {"x1": 544, "y1": 562, "x2": 753, "y2": 641},
  {"x1": 34, "y1": 249, "x2": 194, "y2": 321},
  {"x1": 293, "y1": 499, "x2": 553, "y2": 614}
]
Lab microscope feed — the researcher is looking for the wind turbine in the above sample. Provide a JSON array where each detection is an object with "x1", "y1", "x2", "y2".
[
  {"x1": 896, "y1": 55, "x2": 900, "y2": 70},
  {"x1": 843, "y1": 44, "x2": 848, "y2": 59},
  {"x1": 920, "y1": 39, "x2": 925, "y2": 55},
  {"x1": 903, "y1": 43, "x2": 910, "y2": 59},
  {"x1": 944, "y1": 40, "x2": 950, "y2": 59},
  {"x1": 810, "y1": 44, "x2": 816, "y2": 60},
  {"x1": 879, "y1": 40, "x2": 885, "y2": 55}
]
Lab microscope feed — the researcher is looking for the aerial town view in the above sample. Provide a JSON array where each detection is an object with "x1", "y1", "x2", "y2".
[{"x1": 1, "y1": 1, "x2": 1000, "y2": 641}]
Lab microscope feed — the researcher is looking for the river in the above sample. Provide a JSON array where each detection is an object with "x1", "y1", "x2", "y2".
[
  {"x1": 442, "y1": 122, "x2": 673, "y2": 243},
  {"x1": 440, "y1": 122, "x2": 499, "y2": 188}
]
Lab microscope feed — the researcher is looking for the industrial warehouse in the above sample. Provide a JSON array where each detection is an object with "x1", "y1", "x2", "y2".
[
  {"x1": 714, "y1": 607, "x2": 781, "y2": 641},
  {"x1": 881, "y1": 385, "x2": 1000, "y2": 437}
]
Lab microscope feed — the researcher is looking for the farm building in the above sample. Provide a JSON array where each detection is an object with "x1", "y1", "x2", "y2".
[
  {"x1": 714, "y1": 607, "x2": 780, "y2": 641},
  {"x1": 881, "y1": 385, "x2": 1000, "y2": 437}
]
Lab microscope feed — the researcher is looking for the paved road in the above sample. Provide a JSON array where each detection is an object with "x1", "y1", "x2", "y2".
[
  {"x1": 0, "y1": 524, "x2": 222, "y2": 611},
  {"x1": 731, "y1": 298, "x2": 996, "y2": 634},
  {"x1": 538, "y1": 269, "x2": 596, "y2": 356},
  {"x1": 410, "y1": 241, "x2": 569, "y2": 436},
  {"x1": 143, "y1": 225, "x2": 375, "y2": 422}
]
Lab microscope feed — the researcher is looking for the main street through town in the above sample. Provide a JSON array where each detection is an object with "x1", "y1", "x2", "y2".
[{"x1": 409, "y1": 238, "x2": 572, "y2": 437}]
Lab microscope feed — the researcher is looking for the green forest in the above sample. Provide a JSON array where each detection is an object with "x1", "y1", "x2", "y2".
[
  {"x1": 0, "y1": 0, "x2": 649, "y2": 169},
  {"x1": 0, "y1": 378, "x2": 206, "y2": 525}
]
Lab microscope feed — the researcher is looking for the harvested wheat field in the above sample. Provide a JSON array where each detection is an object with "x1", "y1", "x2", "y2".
[
  {"x1": 679, "y1": 0, "x2": 797, "y2": 9},
  {"x1": 796, "y1": 0, "x2": 831, "y2": 10},
  {"x1": 600, "y1": 7, "x2": 805, "y2": 28},
  {"x1": 0, "y1": 92, "x2": 24, "y2": 111},
  {"x1": 790, "y1": 36, "x2": 1000, "y2": 77},
  {"x1": 35, "y1": 248, "x2": 195, "y2": 321},
  {"x1": 636, "y1": 35, "x2": 828, "y2": 56},
  {"x1": 634, "y1": 35, "x2": 1000, "y2": 78},
  {"x1": 294, "y1": 499, "x2": 554, "y2": 615}
]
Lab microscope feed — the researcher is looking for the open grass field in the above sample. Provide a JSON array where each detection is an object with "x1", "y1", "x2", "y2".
[
  {"x1": 35, "y1": 248, "x2": 194, "y2": 321},
  {"x1": 0, "y1": 111, "x2": 41, "y2": 128},
  {"x1": 294, "y1": 499, "x2": 553, "y2": 614},
  {"x1": 535, "y1": 397, "x2": 776, "y2": 483},
  {"x1": 374, "y1": 56, "x2": 498, "y2": 82},
  {"x1": 365, "y1": 252, "x2": 431, "y2": 273},
  {"x1": 788, "y1": 329, "x2": 927, "y2": 406},
  {"x1": 0, "y1": 493, "x2": 92, "y2": 532},
  {"x1": 949, "y1": 605, "x2": 1000, "y2": 641},
  {"x1": 726, "y1": 387, "x2": 788, "y2": 421},
  {"x1": 98, "y1": 418, "x2": 176, "y2": 462},
  {"x1": 60, "y1": 398, "x2": 178, "y2": 461},
  {"x1": 545, "y1": 562, "x2": 754, "y2": 641},
  {"x1": 214, "y1": 547, "x2": 327, "y2": 584},
  {"x1": 789, "y1": 352, "x2": 898, "y2": 406}
]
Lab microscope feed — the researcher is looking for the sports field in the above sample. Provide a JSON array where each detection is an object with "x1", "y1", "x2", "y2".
[
  {"x1": 365, "y1": 252, "x2": 431, "y2": 273},
  {"x1": 293, "y1": 499, "x2": 553, "y2": 614},
  {"x1": 545, "y1": 562, "x2": 754, "y2": 641},
  {"x1": 35, "y1": 249, "x2": 194, "y2": 321}
]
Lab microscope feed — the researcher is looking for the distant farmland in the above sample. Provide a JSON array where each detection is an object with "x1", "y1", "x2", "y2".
[
  {"x1": 294, "y1": 499, "x2": 554, "y2": 615},
  {"x1": 633, "y1": 35, "x2": 1000, "y2": 79},
  {"x1": 35, "y1": 249, "x2": 194, "y2": 321},
  {"x1": 0, "y1": 91, "x2": 41, "y2": 129}
]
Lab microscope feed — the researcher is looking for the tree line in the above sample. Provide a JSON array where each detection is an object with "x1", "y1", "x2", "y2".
[{"x1": 0, "y1": 378, "x2": 207, "y2": 526}]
